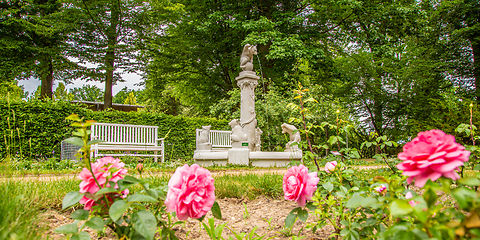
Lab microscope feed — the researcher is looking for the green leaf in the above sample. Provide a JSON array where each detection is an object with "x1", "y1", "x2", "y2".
[
  {"x1": 390, "y1": 200, "x2": 413, "y2": 217},
  {"x1": 423, "y1": 187, "x2": 437, "y2": 207},
  {"x1": 65, "y1": 137, "x2": 84, "y2": 147},
  {"x1": 62, "y1": 191, "x2": 83, "y2": 210},
  {"x1": 109, "y1": 200, "x2": 128, "y2": 222},
  {"x1": 87, "y1": 139, "x2": 103, "y2": 145},
  {"x1": 122, "y1": 175, "x2": 141, "y2": 184},
  {"x1": 297, "y1": 208, "x2": 308, "y2": 222},
  {"x1": 453, "y1": 187, "x2": 476, "y2": 210},
  {"x1": 71, "y1": 209, "x2": 89, "y2": 220},
  {"x1": 459, "y1": 177, "x2": 480, "y2": 186},
  {"x1": 85, "y1": 217, "x2": 104, "y2": 231},
  {"x1": 322, "y1": 182, "x2": 334, "y2": 192},
  {"x1": 95, "y1": 187, "x2": 118, "y2": 196},
  {"x1": 346, "y1": 194, "x2": 364, "y2": 209},
  {"x1": 55, "y1": 223, "x2": 78, "y2": 234},
  {"x1": 211, "y1": 201, "x2": 222, "y2": 220},
  {"x1": 328, "y1": 136, "x2": 338, "y2": 146},
  {"x1": 133, "y1": 210, "x2": 157, "y2": 240},
  {"x1": 361, "y1": 196, "x2": 380, "y2": 209},
  {"x1": 285, "y1": 208, "x2": 298, "y2": 228},
  {"x1": 127, "y1": 194, "x2": 158, "y2": 203},
  {"x1": 306, "y1": 202, "x2": 316, "y2": 211},
  {"x1": 71, "y1": 232, "x2": 90, "y2": 240}
]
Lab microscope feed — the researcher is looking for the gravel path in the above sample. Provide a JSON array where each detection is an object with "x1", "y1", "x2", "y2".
[{"x1": 0, "y1": 165, "x2": 386, "y2": 182}]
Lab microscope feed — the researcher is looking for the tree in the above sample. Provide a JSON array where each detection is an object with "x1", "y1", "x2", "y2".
[
  {"x1": 69, "y1": 85, "x2": 104, "y2": 102},
  {"x1": 53, "y1": 82, "x2": 73, "y2": 101},
  {"x1": 64, "y1": 0, "x2": 155, "y2": 109},
  {"x1": 309, "y1": 0, "x2": 432, "y2": 138},
  {"x1": 432, "y1": 0, "x2": 480, "y2": 102},
  {"x1": 0, "y1": 0, "x2": 76, "y2": 99},
  {"x1": 113, "y1": 87, "x2": 145, "y2": 105},
  {"x1": 146, "y1": 0, "x2": 334, "y2": 116}
]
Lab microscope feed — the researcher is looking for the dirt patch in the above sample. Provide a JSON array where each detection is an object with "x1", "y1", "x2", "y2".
[{"x1": 40, "y1": 196, "x2": 332, "y2": 240}]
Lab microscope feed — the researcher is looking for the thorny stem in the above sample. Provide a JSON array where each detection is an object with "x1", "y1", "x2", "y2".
[
  {"x1": 82, "y1": 124, "x2": 111, "y2": 209},
  {"x1": 470, "y1": 103, "x2": 475, "y2": 146},
  {"x1": 299, "y1": 95, "x2": 320, "y2": 171}
]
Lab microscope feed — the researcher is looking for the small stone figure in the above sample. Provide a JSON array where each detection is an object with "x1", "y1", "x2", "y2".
[
  {"x1": 253, "y1": 127, "x2": 263, "y2": 152},
  {"x1": 197, "y1": 125, "x2": 212, "y2": 150},
  {"x1": 281, "y1": 123, "x2": 301, "y2": 152},
  {"x1": 240, "y1": 44, "x2": 257, "y2": 72},
  {"x1": 229, "y1": 119, "x2": 247, "y2": 148}
]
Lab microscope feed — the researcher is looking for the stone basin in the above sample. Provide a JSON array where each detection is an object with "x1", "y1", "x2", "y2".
[{"x1": 194, "y1": 149, "x2": 302, "y2": 167}]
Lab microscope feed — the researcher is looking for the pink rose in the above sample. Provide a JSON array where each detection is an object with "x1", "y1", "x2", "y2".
[
  {"x1": 405, "y1": 192, "x2": 418, "y2": 207},
  {"x1": 324, "y1": 161, "x2": 338, "y2": 173},
  {"x1": 397, "y1": 129, "x2": 470, "y2": 187},
  {"x1": 165, "y1": 164, "x2": 215, "y2": 220},
  {"x1": 78, "y1": 157, "x2": 128, "y2": 210},
  {"x1": 331, "y1": 151, "x2": 341, "y2": 156},
  {"x1": 374, "y1": 185, "x2": 387, "y2": 194},
  {"x1": 283, "y1": 165, "x2": 319, "y2": 207},
  {"x1": 136, "y1": 163, "x2": 144, "y2": 174}
]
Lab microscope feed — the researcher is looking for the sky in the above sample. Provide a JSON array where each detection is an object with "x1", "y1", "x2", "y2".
[{"x1": 18, "y1": 72, "x2": 145, "y2": 97}]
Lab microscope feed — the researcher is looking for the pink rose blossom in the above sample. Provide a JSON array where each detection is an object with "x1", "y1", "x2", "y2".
[
  {"x1": 405, "y1": 191, "x2": 418, "y2": 207},
  {"x1": 331, "y1": 151, "x2": 341, "y2": 156},
  {"x1": 374, "y1": 185, "x2": 387, "y2": 194},
  {"x1": 324, "y1": 161, "x2": 338, "y2": 173},
  {"x1": 78, "y1": 157, "x2": 128, "y2": 210},
  {"x1": 283, "y1": 165, "x2": 320, "y2": 207},
  {"x1": 165, "y1": 164, "x2": 215, "y2": 220},
  {"x1": 397, "y1": 129, "x2": 470, "y2": 187},
  {"x1": 136, "y1": 163, "x2": 144, "y2": 174}
]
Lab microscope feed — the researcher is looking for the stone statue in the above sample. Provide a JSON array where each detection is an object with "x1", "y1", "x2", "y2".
[
  {"x1": 240, "y1": 44, "x2": 257, "y2": 72},
  {"x1": 253, "y1": 127, "x2": 263, "y2": 152},
  {"x1": 229, "y1": 119, "x2": 247, "y2": 148},
  {"x1": 281, "y1": 123, "x2": 301, "y2": 152},
  {"x1": 197, "y1": 125, "x2": 212, "y2": 150}
]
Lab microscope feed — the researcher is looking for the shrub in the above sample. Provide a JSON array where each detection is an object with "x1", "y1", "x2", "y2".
[{"x1": 0, "y1": 99, "x2": 228, "y2": 161}]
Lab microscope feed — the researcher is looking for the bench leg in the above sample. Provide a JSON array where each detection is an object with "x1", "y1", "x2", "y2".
[{"x1": 154, "y1": 151, "x2": 158, "y2": 163}]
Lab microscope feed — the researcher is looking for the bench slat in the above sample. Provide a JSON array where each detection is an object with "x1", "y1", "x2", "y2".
[{"x1": 91, "y1": 123, "x2": 164, "y2": 163}]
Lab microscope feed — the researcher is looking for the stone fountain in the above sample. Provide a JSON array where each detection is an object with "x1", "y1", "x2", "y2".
[{"x1": 194, "y1": 44, "x2": 302, "y2": 167}]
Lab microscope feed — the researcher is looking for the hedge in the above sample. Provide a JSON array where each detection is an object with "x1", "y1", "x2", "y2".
[{"x1": 1, "y1": 99, "x2": 228, "y2": 161}]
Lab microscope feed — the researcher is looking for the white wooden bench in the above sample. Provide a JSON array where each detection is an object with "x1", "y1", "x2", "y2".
[
  {"x1": 90, "y1": 123, "x2": 165, "y2": 162},
  {"x1": 196, "y1": 129, "x2": 232, "y2": 149}
]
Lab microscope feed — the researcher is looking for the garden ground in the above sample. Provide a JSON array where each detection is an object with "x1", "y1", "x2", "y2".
[
  {"x1": 42, "y1": 196, "x2": 332, "y2": 239},
  {"x1": 3, "y1": 165, "x2": 385, "y2": 239}
]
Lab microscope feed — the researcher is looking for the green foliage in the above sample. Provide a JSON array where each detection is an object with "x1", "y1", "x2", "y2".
[
  {"x1": 0, "y1": 100, "x2": 228, "y2": 161},
  {"x1": 69, "y1": 85, "x2": 104, "y2": 102}
]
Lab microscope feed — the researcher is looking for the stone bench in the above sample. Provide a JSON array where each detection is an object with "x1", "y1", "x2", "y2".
[{"x1": 196, "y1": 129, "x2": 232, "y2": 150}]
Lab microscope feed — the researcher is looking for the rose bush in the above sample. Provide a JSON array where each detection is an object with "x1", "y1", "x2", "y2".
[
  {"x1": 397, "y1": 129, "x2": 470, "y2": 187},
  {"x1": 165, "y1": 164, "x2": 216, "y2": 220}
]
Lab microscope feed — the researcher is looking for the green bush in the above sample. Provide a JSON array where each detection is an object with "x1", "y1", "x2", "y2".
[{"x1": 0, "y1": 99, "x2": 228, "y2": 161}]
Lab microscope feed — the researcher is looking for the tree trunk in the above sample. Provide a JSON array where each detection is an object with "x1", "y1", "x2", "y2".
[
  {"x1": 472, "y1": 40, "x2": 480, "y2": 104},
  {"x1": 103, "y1": 2, "x2": 120, "y2": 110},
  {"x1": 40, "y1": 55, "x2": 54, "y2": 100}
]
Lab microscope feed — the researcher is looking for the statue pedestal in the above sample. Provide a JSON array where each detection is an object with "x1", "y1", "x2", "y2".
[
  {"x1": 228, "y1": 148, "x2": 250, "y2": 165},
  {"x1": 197, "y1": 143, "x2": 212, "y2": 151}
]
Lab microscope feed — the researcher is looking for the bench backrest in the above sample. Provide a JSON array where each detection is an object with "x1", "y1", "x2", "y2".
[
  {"x1": 91, "y1": 123, "x2": 159, "y2": 146},
  {"x1": 196, "y1": 129, "x2": 232, "y2": 148}
]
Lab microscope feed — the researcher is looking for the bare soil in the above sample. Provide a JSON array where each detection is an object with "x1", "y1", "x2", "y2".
[{"x1": 40, "y1": 196, "x2": 332, "y2": 240}]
